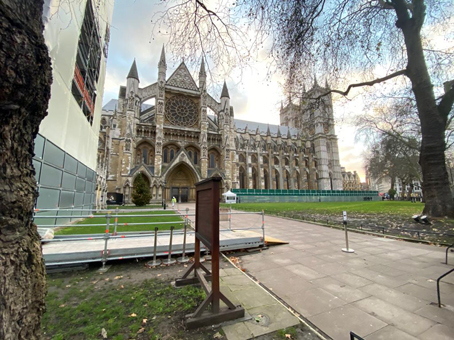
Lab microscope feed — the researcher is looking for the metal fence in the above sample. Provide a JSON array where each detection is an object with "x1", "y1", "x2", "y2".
[{"x1": 37, "y1": 207, "x2": 266, "y2": 268}]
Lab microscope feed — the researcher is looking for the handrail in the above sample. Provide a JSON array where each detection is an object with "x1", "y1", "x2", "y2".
[
  {"x1": 445, "y1": 243, "x2": 454, "y2": 264},
  {"x1": 437, "y1": 267, "x2": 454, "y2": 307},
  {"x1": 350, "y1": 331, "x2": 365, "y2": 340}
]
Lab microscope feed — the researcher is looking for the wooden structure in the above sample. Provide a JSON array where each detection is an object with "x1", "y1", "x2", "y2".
[{"x1": 175, "y1": 177, "x2": 244, "y2": 328}]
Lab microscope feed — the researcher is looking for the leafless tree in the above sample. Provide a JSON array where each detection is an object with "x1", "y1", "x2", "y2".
[{"x1": 152, "y1": 0, "x2": 454, "y2": 217}]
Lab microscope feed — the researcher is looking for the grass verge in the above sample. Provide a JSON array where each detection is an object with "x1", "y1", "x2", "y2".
[{"x1": 223, "y1": 201, "x2": 425, "y2": 217}]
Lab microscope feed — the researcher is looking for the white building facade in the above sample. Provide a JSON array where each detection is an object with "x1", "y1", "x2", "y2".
[{"x1": 34, "y1": 0, "x2": 114, "y2": 224}]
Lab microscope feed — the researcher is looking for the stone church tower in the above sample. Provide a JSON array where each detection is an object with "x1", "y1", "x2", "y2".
[
  {"x1": 99, "y1": 48, "x2": 344, "y2": 203},
  {"x1": 279, "y1": 78, "x2": 343, "y2": 191}
]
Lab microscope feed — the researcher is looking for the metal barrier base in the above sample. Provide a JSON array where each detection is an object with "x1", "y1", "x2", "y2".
[
  {"x1": 147, "y1": 259, "x2": 162, "y2": 267},
  {"x1": 162, "y1": 258, "x2": 176, "y2": 266},
  {"x1": 177, "y1": 256, "x2": 190, "y2": 263}
]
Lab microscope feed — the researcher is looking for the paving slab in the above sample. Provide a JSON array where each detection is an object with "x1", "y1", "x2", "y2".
[
  {"x1": 353, "y1": 297, "x2": 435, "y2": 336},
  {"x1": 414, "y1": 304, "x2": 454, "y2": 327},
  {"x1": 219, "y1": 261, "x2": 300, "y2": 340},
  {"x1": 287, "y1": 288, "x2": 348, "y2": 317},
  {"x1": 310, "y1": 277, "x2": 370, "y2": 303},
  {"x1": 308, "y1": 305, "x2": 387, "y2": 340},
  {"x1": 359, "y1": 283, "x2": 430, "y2": 312},
  {"x1": 331, "y1": 272, "x2": 374, "y2": 288},
  {"x1": 245, "y1": 304, "x2": 300, "y2": 337},
  {"x1": 364, "y1": 326, "x2": 419, "y2": 340},
  {"x1": 418, "y1": 324, "x2": 454, "y2": 340}
]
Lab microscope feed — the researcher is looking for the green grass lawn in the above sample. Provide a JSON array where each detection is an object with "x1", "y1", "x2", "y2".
[
  {"x1": 222, "y1": 201, "x2": 425, "y2": 217},
  {"x1": 55, "y1": 210, "x2": 184, "y2": 235},
  {"x1": 43, "y1": 271, "x2": 204, "y2": 340}
]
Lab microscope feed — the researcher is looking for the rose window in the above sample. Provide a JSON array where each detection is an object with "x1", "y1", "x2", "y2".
[{"x1": 165, "y1": 96, "x2": 198, "y2": 127}]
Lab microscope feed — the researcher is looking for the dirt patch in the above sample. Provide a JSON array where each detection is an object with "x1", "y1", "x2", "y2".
[{"x1": 281, "y1": 211, "x2": 454, "y2": 245}]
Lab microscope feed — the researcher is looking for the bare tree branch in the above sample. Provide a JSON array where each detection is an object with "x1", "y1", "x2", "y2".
[{"x1": 311, "y1": 69, "x2": 407, "y2": 99}]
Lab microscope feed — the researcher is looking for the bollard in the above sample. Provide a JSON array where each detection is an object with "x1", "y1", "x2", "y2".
[
  {"x1": 341, "y1": 211, "x2": 354, "y2": 253},
  {"x1": 261, "y1": 210, "x2": 267, "y2": 248},
  {"x1": 162, "y1": 226, "x2": 176, "y2": 265},
  {"x1": 177, "y1": 219, "x2": 189, "y2": 263},
  {"x1": 101, "y1": 233, "x2": 110, "y2": 269},
  {"x1": 229, "y1": 206, "x2": 232, "y2": 230},
  {"x1": 113, "y1": 207, "x2": 119, "y2": 235},
  {"x1": 147, "y1": 227, "x2": 162, "y2": 267}
]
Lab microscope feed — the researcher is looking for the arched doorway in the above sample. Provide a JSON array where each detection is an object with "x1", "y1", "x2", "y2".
[{"x1": 166, "y1": 163, "x2": 197, "y2": 202}]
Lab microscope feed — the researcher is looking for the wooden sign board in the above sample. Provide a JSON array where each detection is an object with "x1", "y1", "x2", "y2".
[
  {"x1": 195, "y1": 178, "x2": 219, "y2": 251},
  {"x1": 175, "y1": 177, "x2": 244, "y2": 328}
]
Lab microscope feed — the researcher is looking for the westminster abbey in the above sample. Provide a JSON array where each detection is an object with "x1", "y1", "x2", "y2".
[{"x1": 97, "y1": 48, "x2": 343, "y2": 203}]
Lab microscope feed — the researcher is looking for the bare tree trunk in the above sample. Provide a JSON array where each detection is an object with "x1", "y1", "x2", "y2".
[
  {"x1": 394, "y1": 1, "x2": 454, "y2": 217},
  {"x1": 0, "y1": 1, "x2": 51, "y2": 339}
]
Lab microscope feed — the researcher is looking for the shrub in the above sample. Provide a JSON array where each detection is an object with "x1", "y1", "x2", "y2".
[
  {"x1": 388, "y1": 188, "x2": 396, "y2": 200},
  {"x1": 132, "y1": 173, "x2": 151, "y2": 206}
]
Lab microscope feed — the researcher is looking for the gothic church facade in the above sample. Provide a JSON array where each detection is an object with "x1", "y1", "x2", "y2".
[{"x1": 98, "y1": 48, "x2": 343, "y2": 203}]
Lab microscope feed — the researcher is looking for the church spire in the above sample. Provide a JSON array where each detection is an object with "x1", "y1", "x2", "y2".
[
  {"x1": 127, "y1": 59, "x2": 139, "y2": 81},
  {"x1": 221, "y1": 81, "x2": 230, "y2": 98},
  {"x1": 314, "y1": 75, "x2": 318, "y2": 87},
  {"x1": 199, "y1": 57, "x2": 206, "y2": 77},
  {"x1": 267, "y1": 124, "x2": 271, "y2": 136},
  {"x1": 199, "y1": 57, "x2": 206, "y2": 89},
  {"x1": 277, "y1": 126, "x2": 281, "y2": 137},
  {"x1": 159, "y1": 45, "x2": 166, "y2": 68},
  {"x1": 287, "y1": 127, "x2": 292, "y2": 139}
]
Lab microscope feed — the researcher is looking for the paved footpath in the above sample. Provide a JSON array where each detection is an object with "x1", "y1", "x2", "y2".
[{"x1": 179, "y1": 203, "x2": 454, "y2": 340}]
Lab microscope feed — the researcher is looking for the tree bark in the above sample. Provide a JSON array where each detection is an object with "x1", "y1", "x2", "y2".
[
  {"x1": 0, "y1": 1, "x2": 52, "y2": 339},
  {"x1": 394, "y1": 0, "x2": 454, "y2": 217}
]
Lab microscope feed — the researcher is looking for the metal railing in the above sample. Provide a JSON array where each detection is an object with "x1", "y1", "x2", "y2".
[
  {"x1": 350, "y1": 331, "x2": 365, "y2": 340},
  {"x1": 37, "y1": 207, "x2": 266, "y2": 268},
  {"x1": 437, "y1": 267, "x2": 454, "y2": 308},
  {"x1": 445, "y1": 243, "x2": 454, "y2": 265}
]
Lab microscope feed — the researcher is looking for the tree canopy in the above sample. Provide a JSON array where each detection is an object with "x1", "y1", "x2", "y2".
[{"x1": 153, "y1": 0, "x2": 454, "y2": 216}]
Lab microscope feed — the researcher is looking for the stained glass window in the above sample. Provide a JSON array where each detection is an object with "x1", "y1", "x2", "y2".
[{"x1": 165, "y1": 96, "x2": 198, "y2": 127}]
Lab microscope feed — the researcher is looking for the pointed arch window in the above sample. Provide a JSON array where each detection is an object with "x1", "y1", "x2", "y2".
[
  {"x1": 170, "y1": 149, "x2": 174, "y2": 161},
  {"x1": 164, "y1": 149, "x2": 168, "y2": 163}
]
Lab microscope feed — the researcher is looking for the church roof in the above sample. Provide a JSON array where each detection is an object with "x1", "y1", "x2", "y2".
[
  {"x1": 102, "y1": 99, "x2": 118, "y2": 112},
  {"x1": 166, "y1": 62, "x2": 199, "y2": 92},
  {"x1": 102, "y1": 99, "x2": 152, "y2": 113},
  {"x1": 127, "y1": 60, "x2": 139, "y2": 80},
  {"x1": 234, "y1": 119, "x2": 299, "y2": 137}
]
